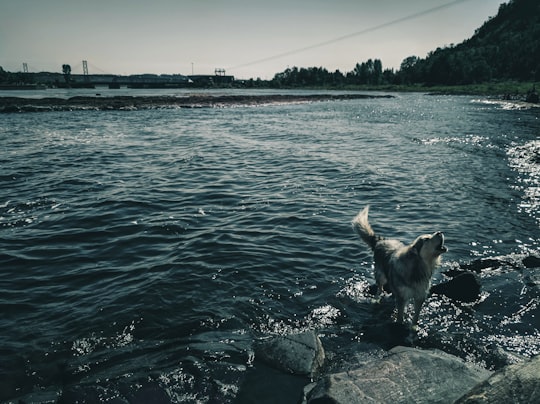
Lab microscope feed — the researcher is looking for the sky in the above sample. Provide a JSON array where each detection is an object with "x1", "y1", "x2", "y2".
[{"x1": 1, "y1": 0, "x2": 505, "y2": 80}]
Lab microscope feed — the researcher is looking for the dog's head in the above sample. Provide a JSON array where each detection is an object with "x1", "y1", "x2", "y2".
[{"x1": 412, "y1": 231, "x2": 448, "y2": 264}]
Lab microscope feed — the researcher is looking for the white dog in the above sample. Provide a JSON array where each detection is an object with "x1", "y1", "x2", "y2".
[{"x1": 352, "y1": 206, "x2": 447, "y2": 325}]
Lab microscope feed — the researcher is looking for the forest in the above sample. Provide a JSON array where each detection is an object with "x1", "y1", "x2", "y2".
[{"x1": 269, "y1": 0, "x2": 540, "y2": 88}]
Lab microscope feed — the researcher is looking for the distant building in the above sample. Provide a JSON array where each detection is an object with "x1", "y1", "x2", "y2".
[
  {"x1": 188, "y1": 74, "x2": 234, "y2": 86},
  {"x1": 8, "y1": 70, "x2": 233, "y2": 88}
]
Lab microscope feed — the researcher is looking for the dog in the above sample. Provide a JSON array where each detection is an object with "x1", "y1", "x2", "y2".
[{"x1": 351, "y1": 206, "x2": 447, "y2": 325}]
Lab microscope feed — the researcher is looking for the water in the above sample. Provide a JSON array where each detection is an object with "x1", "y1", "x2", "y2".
[{"x1": 1, "y1": 91, "x2": 539, "y2": 402}]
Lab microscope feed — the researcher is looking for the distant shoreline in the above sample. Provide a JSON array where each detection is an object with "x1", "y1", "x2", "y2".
[{"x1": 0, "y1": 93, "x2": 394, "y2": 113}]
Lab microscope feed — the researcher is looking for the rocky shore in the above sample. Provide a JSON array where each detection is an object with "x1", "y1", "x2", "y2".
[
  {"x1": 247, "y1": 328, "x2": 539, "y2": 404},
  {"x1": 0, "y1": 93, "x2": 393, "y2": 113},
  {"x1": 253, "y1": 254, "x2": 540, "y2": 403},
  {"x1": 49, "y1": 249, "x2": 540, "y2": 402}
]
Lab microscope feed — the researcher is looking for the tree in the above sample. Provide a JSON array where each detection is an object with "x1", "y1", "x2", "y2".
[
  {"x1": 62, "y1": 64, "x2": 71, "y2": 84},
  {"x1": 373, "y1": 59, "x2": 383, "y2": 84},
  {"x1": 348, "y1": 59, "x2": 385, "y2": 85},
  {"x1": 0, "y1": 66, "x2": 7, "y2": 83},
  {"x1": 398, "y1": 56, "x2": 420, "y2": 84}
]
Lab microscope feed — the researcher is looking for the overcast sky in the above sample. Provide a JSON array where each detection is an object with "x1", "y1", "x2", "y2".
[{"x1": 1, "y1": 0, "x2": 504, "y2": 79}]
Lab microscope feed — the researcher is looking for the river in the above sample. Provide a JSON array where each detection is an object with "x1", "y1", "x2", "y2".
[{"x1": 1, "y1": 90, "x2": 538, "y2": 402}]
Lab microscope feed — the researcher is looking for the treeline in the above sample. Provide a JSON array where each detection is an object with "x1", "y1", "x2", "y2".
[
  {"x1": 270, "y1": 60, "x2": 397, "y2": 87},
  {"x1": 269, "y1": 0, "x2": 539, "y2": 88},
  {"x1": 0, "y1": 66, "x2": 34, "y2": 85}
]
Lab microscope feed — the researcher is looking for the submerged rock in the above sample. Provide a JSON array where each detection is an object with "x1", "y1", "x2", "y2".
[
  {"x1": 305, "y1": 346, "x2": 491, "y2": 404},
  {"x1": 431, "y1": 271, "x2": 481, "y2": 302},
  {"x1": 59, "y1": 381, "x2": 170, "y2": 404},
  {"x1": 460, "y1": 258, "x2": 502, "y2": 272},
  {"x1": 459, "y1": 254, "x2": 540, "y2": 272},
  {"x1": 455, "y1": 354, "x2": 540, "y2": 403},
  {"x1": 255, "y1": 331, "x2": 325, "y2": 377},
  {"x1": 524, "y1": 270, "x2": 540, "y2": 293},
  {"x1": 522, "y1": 255, "x2": 540, "y2": 268}
]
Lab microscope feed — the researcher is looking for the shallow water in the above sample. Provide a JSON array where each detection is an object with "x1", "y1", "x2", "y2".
[{"x1": 1, "y1": 91, "x2": 539, "y2": 402}]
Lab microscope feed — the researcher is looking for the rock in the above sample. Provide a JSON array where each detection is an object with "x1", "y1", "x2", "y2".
[
  {"x1": 524, "y1": 270, "x2": 540, "y2": 292},
  {"x1": 522, "y1": 255, "x2": 540, "y2": 268},
  {"x1": 455, "y1": 354, "x2": 540, "y2": 403},
  {"x1": 305, "y1": 346, "x2": 491, "y2": 404},
  {"x1": 430, "y1": 272, "x2": 481, "y2": 302},
  {"x1": 236, "y1": 361, "x2": 309, "y2": 404},
  {"x1": 255, "y1": 331, "x2": 325, "y2": 377},
  {"x1": 460, "y1": 258, "x2": 502, "y2": 272},
  {"x1": 59, "y1": 380, "x2": 172, "y2": 404},
  {"x1": 0, "y1": 94, "x2": 394, "y2": 113}
]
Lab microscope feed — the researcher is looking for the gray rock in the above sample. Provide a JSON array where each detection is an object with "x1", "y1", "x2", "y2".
[
  {"x1": 455, "y1": 354, "x2": 540, "y2": 403},
  {"x1": 255, "y1": 331, "x2": 325, "y2": 377},
  {"x1": 306, "y1": 346, "x2": 491, "y2": 404},
  {"x1": 430, "y1": 271, "x2": 481, "y2": 302}
]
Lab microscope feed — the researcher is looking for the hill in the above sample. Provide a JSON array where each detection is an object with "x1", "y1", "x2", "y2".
[{"x1": 401, "y1": 0, "x2": 540, "y2": 85}]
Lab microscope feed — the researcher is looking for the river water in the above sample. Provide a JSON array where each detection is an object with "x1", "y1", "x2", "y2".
[{"x1": 1, "y1": 90, "x2": 539, "y2": 402}]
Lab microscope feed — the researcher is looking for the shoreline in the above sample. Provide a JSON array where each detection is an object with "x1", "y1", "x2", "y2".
[{"x1": 0, "y1": 93, "x2": 393, "y2": 113}]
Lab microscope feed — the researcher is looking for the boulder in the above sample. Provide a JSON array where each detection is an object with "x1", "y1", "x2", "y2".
[
  {"x1": 460, "y1": 258, "x2": 502, "y2": 272},
  {"x1": 255, "y1": 331, "x2": 325, "y2": 377},
  {"x1": 455, "y1": 354, "x2": 540, "y2": 403},
  {"x1": 430, "y1": 272, "x2": 481, "y2": 302},
  {"x1": 305, "y1": 346, "x2": 491, "y2": 404},
  {"x1": 522, "y1": 255, "x2": 540, "y2": 268}
]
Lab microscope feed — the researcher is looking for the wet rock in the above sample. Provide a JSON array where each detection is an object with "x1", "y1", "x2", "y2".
[
  {"x1": 305, "y1": 346, "x2": 491, "y2": 404},
  {"x1": 455, "y1": 354, "x2": 540, "y2": 403},
  {"x1": 59, "y1": 381, "x2": 171, "y2": 404},
  {"x1": 524, "y1": 270, "x2": 540, "y2": 292},
  {"x1": 430, "y1": 272, "x2": 481, "y2": 302},
  {"x1": 522, "y1": 255, "x2": 540, "y2": 268},
  {"x1": 236, "y1": 361, "x2": 310, "y2": 404},
  {"x1": 460, "y1": 258, "x2": 502, "y2": 272},
  {"x1": 0, "y1": 105, "x2": 21, "y2": 113},
  {"x1": 484, "y1": 344, "x2": 529, "y2": 368},
  {"x1": 255, "y1": 331, "x2": 325, "y2": 377},
  {"x1": 59, "y1": 385, "x2": 129, "y2": 403},
  {"x1": 0, "y1": 94, "x2": 394, "y2": 113}
]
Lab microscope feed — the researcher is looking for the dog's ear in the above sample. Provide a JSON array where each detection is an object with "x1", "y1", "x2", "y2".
[{"x1": 411, "y1": 237, "x2": 425, "y2": 255}]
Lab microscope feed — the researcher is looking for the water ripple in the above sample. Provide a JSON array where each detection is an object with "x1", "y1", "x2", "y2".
[{"x1": 1, "y1": 93, "x2": 539, "y2": 402}]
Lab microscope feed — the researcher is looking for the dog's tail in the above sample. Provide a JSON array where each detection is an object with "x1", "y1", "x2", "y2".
[{"x1": 351, "y1": 206, "x2": 380, "y2": 250}]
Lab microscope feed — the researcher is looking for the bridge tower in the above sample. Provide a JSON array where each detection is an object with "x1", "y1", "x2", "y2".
[{"x1": 82, "y1": 60, "x2": 89, "y2": 81}]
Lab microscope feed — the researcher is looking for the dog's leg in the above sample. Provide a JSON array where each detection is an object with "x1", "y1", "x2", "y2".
[
  {"x1": 374, "y1": 278, "x2": 388, "y2": 303},
  {"x1": 376, "y1": 282, "x2": 384, "y2": 296},
  {"x1": 412, "y1": 298, "x2": 425, "y2": 325},
  {"x1": 375, "y1": 269, "x2": 387, "y2": 302},
  {"x1": 395, "y1": 297, "x2": 406, "y2": 323}
]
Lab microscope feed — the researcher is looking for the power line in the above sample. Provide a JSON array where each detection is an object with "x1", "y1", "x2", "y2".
[
  {"x1": 86, "y1": 61, "x2": 113, "y2": 75},
  {"x1": 227, "y1": 0, "x2": 473, "y2": 71}
]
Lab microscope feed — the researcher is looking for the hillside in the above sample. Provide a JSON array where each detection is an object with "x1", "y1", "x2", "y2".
[{"x1": 402, "y1": 0, "x2": 540, "y2": 85}]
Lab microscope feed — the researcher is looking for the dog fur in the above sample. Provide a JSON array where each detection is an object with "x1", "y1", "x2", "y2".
[{"x1": 352, "y1": 206, "x2": 447, "y2": 325}]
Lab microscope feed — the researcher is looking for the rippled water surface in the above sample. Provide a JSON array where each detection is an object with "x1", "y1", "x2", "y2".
[{"x1": 1, "y1": 91, "x2": 539, "y2": 402}]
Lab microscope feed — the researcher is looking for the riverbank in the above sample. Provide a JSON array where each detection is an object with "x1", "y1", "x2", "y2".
[
  {"x1": 0, "y1": 93, "x2": 393, "y2": 113},
  {"x1": 276, "y1": 81, "x2": 538, "y2": 98}
]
